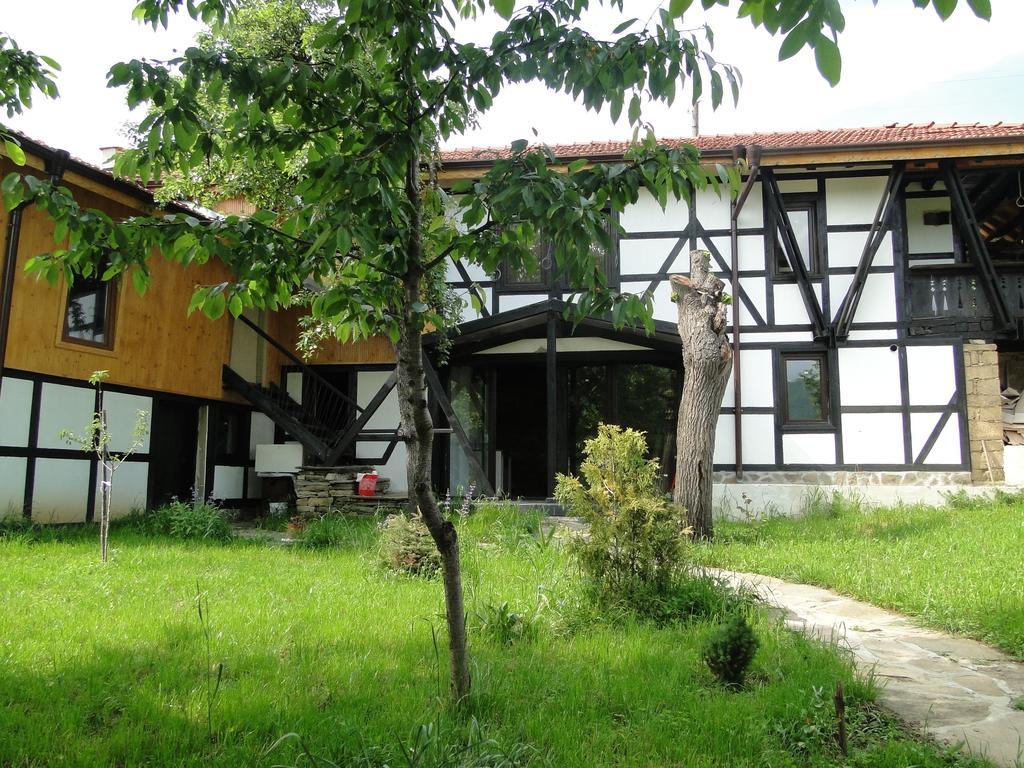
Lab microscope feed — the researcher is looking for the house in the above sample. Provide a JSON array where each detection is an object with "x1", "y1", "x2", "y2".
[{"x1": 2, "y1": 122, "x2": 1022, "y2": 521}]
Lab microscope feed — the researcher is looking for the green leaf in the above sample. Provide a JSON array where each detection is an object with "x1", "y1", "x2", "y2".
[
  {"x1": 492, "y1": 0, "x2": 515, "y2": 20},
  {"x1": 131, "y1": 268, "x2": 149, "y2": 296},
  {"x1": 612, "y1": 18, "x2": 638, "y2": 34},
  {"x1": 510, "y1": 138, "x2": 528, "y2": 153},
  {"x1": 567, "y1": 158, "x2": 588, "y2": 173},
  {"x1": 778, "y1": 20, "x2": 812, "y2": 61},
  {"x1": 627, "y1": 94, "x2": 641, "y2": 125},
  {"x1": 668, "y1": 0, "x2": 694, "y2": 18},
  {"x1": 228, "y1": 293, "x2": 243, "y2": 317},
  {"x1": 966, "y1": 0, "x2": 990, "y2": 18},
  {"x1": 203, "y1": 291, "x2": 226, "y2": 320},
  {"x1": 4, "y1": 140, "x2": 26, "y2": 166},
  {"x1": 932, "y1": 0, "x2": 958, "y2": 20},
  {"x1": 814, "y1": 36, "x2": 842, "y2": 87}
]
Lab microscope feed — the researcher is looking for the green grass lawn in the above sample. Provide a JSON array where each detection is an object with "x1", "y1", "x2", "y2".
[
  {"x1": 698, "y1": 491, "x2": 1024, "y2": 658},
  {"x1": 0, "y1": 506, "x2": 991, "y2": 767}
]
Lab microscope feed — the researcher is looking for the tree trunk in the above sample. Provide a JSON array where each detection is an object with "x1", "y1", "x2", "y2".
[
  {"x1": 393, "y1": 148, "x2": 471, "y2": 702},
  {"x1": 671, "y1": 250, "x2": 733, "y2": 541}
]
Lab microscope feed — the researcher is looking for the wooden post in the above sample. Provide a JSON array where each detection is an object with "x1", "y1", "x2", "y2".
[{"x1": 546, "y1": 312, "x2": 558, "y2": 499}]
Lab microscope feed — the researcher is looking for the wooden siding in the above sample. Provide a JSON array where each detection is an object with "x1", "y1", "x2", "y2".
[{"x1": 3, "y1": 173, "x2": 237, "y2": 401}]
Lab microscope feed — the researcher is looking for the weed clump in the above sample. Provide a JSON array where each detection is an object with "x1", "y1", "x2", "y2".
[
  {"x1": 300, "y1": 514, "x2": 369, "y2": 549},
  {"x1": 130, "y1": 499, "x2": 232, "y2": 542},
  {"x1": 379, "y1": 513, "x2": 441, "y2": 577},
  {"x1": 702, "y1": 613, "x2": 759, "y2": 690}
]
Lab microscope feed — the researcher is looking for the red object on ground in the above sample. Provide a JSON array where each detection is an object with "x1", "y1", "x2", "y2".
[{"x1": 358, "y1": 473, "x2": 379, "y2": 497}]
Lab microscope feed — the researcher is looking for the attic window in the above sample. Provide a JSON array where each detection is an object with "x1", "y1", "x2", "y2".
[{"x1": 62, "y1": 265, "x2": 116, "y2": 349}]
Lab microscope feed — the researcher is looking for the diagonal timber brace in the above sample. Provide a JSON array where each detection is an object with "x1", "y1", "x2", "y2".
[
  {"x1": 832, "y1": 163, "x2": 905, "y2": 339},
  {"x1": 324, "y1": 371, "x2": 399, "y2": 466},
  {"x1": 941, "y1": 161, "x2": 1014, "y2": 332},
  {"x1": 762, "y1": 169, "x2": 828, "y2": 340}
]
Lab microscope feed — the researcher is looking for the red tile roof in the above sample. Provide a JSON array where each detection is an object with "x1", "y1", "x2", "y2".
[{"x1": 440, "y1": 122, "x2": 1024, "y2": 164}]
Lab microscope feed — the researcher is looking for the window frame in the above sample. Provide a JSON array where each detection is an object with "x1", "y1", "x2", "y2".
[
  {"x1": 768, "y1": 192, "x2": 824, "y2": 281},
  {"x1": 61, "y1": 265, "x2": 118, "y2": 350},
  {"x1": 777, "y1": 351, "x2": 833, "y2": 430}
]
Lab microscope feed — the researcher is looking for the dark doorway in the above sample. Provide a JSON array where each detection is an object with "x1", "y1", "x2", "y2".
[
  {"x1": 148, "y1": 398, "x2": 200, "y2": 506},
  {"x1": 495, "y1": 364, "x2": 548, "y2": 498}
]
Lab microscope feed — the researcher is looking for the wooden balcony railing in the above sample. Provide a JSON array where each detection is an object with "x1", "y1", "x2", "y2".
[{"x1": 907, "y1": 262, "x2": 1024, "y2": 335}]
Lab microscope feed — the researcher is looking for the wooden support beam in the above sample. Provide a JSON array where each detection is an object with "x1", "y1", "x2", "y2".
[
  {"x1": 833, "y1": 163, "x2": 905, "y2": 339},
  {"x1": 762, "y1": 169, "x2": 828, "y2": 340},
  {"x1": 941, "y1": 162, "x2": 1014, "y2": 332},
  {"x1": 324, "y1": 371, "x2": 398, "y2": 466},
  {"x1": 546, "y1": 311, "x2": 558, "y2": 499},
  {"x1": 422, "y1": 359, "x2": 495, "y2": 496}
]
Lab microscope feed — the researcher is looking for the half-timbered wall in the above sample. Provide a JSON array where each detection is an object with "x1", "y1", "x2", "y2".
[{"x1": 443, "y1": 164, "x2": 970, "y2": 478}]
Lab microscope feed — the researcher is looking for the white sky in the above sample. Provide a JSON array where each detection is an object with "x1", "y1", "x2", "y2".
[{"x1": 4, "y1": 0, "x2": 1024, "y2": 164}]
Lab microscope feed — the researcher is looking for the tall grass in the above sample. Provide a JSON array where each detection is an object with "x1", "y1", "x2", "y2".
[
  {"x1": 0, "y1": 503, "x2": 993, "y2": 767},
  {"x1": 700, "y1": 491, "x2": 1024, "y2": 657}
]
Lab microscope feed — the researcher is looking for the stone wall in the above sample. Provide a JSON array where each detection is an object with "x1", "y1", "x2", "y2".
[
  {"x1": 713, "y1": 470, "x2": 973, "y2": 487},
  {"x1": 963, "y1": 341, "x2": 1004, "y2": 483},
  {"x1": 293, "y1": 466, "x2": 394, "y2": 515}
]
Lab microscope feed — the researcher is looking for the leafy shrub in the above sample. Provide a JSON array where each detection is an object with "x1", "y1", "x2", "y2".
[
  {"x1": 379, "y1": 513, "x2": 441, "y2": 577},
  {"x1": 131, "y1": 499, "x2": 232, "y2": 542},
  {"x1": 554, "y1": 424, "x2": 687, "y2": 608},
  {"x1": 473, "y1": 600, "x2": 541, "y2": 646},
  {"x1": 702, "y1": 613, "x2": 759, "y2": 690}
]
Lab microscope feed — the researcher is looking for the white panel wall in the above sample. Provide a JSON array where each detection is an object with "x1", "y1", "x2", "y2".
[
  {"x1": 907, "y1": 345, "x2": 957, "y2": 405},
  {"x1": 776, "y1": 178, "x2": 817, "y2": 194},
  {"x1": 286, "y1": 371, "x2": 303, "y2": 404},
  {"x1": 0, "y1": 457, "x2": 26, "y2": 518},
  {"x1": 827, "y1": 231, "x2": 893, "y2": 269},
  {"x1": 910, "y1": 413, "x2": 962, "y2": 464},
  {"x1": 842, "y1": 413, "x2": 904, "y2": 464},
  {"x1": 212, "y1": 465, "x2": 245, "y2": 500},
  {"x1": 497, "y1": 294, "x2": 548, "y2": 312},
  {"x1": 825, "y1": 176, "x2": 887, "y2": 225},
  {"x1": 619, "y1": 238, "x2": 681, "y2": 274},
  {"x1": 94, "y1": 462, "x2": 149, "y2": 517},
  {"x1": 714, "y1": 415, "x2": 734, "y2": 464},
  {"x1": 249, "y1": 412, "x2": 276, "y2": 460},
  {"x1": 782, "y1": 433, "x2": 837, "y2": 465},
  {"x1": 828, "y1": 273, "x2": 897, "y2": 324},
  {"x1": 32, "y1": 458, "x2": 91, "y2": 523},
  {"x1": 906, "y1": 197, "x2": 953, "y2": 255},
  {"x1": 37, "y1": 383, "x2": 95, "y2": 450},
  {"x1": 103, "y1": 392, "x2": 152, "y2": 453},
  {"x1": 741, "y1": 414, "x2": 776, "y2": 464},
  {"x1": 839, "y1": 347, "x2": 902, "y2": 406},
  {"x1": 773, "y1": 283, "x2": 823, "y2": 325},
  {"x1": 618, "y1": 190, "x2": 688, "y2": 233},
  {"x1": 735, "y1": 276, "x2": 768, "y2": 326},
  {"x1": 357, "y1": 370, "x2": 408, "y2": 493},
  {"x1": 0, "y1": 377, "x2": 32, "y2": 446}
]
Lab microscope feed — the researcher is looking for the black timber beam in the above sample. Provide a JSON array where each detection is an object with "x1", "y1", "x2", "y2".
[
  {"x1": 940, "y1": 161, "x2": 1014, "y2": 332},
  {"x1": 833, "y1": 162, "x2": 905, "y2": 339},
  {"x1": 762, "y1": 168, "x2": 829, "y2": 340},
  {"x1": 422, "y1": 359, "x2": 495, "y2": 496},
  {"x1": 324, "y1": 371, "x2": 399, "y2": 466}
]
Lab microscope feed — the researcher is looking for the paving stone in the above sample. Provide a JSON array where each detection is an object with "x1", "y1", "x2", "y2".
[{"x1": 715, "y1": 569, "x2": 1024, "y2": 767}]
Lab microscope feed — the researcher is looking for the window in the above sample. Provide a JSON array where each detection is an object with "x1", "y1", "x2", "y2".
[
  {"x1": 499, "y1": 215, "x2": 618, "y2": 291},
  {"x1": 770, "y1": 193, "x2": 821, "y2": 278},
  {"x1": 780, "y1": 353, "x2": 830, "y2": 426},
  {"x1": 63, "y1": 267, "x2": 116, "y2": 348}
]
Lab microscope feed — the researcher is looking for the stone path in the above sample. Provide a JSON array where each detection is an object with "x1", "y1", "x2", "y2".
[{"x1": 715, "y1": 569, "x2": 1024, "y2": 767}]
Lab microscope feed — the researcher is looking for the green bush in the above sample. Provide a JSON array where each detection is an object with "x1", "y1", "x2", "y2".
[
  {"x1": 300, "y1": 514, "x2": 374, "y2": 549},
  {"x1": 473, "y1": 600, "x2": 541, "y2": 646},
  {"x1": 555, "y1": 424, "x2": 687, "y2": 609},
  {"x1": 131, "y1": 499, "x2": 232, "y2": 542},
  {"x1": 702, "y1": 613, "x2": 759, "y2": 690},
  {"x1": 379, "y1": 513, "x2": 441, "y2": 577}
]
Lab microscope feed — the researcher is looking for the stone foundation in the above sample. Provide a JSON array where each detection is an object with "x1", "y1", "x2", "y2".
[
  {"x1": 293, "y1": 466, "x2": 393, "y2": 515},
  {"x1": 963, "y1": 341, "x2": 1004, "y2": 483},
  {"x1": 713, "y1": 470, "x2": 973, "y2": 487}
]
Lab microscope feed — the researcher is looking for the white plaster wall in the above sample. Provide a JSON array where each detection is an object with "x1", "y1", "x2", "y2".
[
  {"x1": 497, "y1": 294, "x2": 548, "y2": 312},
  {"x1": 103, "y1": 392, "x2": 152, "y2": 454},
  {"x1": 906, "y1": 196, "x2": 953, "y2": 255},
  {"x1": 0, "y1": 377, "x2": 32, "y2": 447},
  {"x1": 619, "y1": 237, "x2": 682, "y2": 274},
  {"x1": 249, "y1": 412, "x2": 276, "y2": 460},
  {"x1": 477, "y1": 337, "x2": 652, "y2": 355},
  {"x1": 741, "y1": 414, "x2": 776, "y2": 464},
  {"x1": 829, "y1": 273, "x2": 897, "y2": 324},
  {"x1": 842, "y1": 413, "x2": 905, "y2": 464},
  {"x1": 906, "y1": 345, "x2": 957, "y2": 405},
  {"x1": 739, "y1": 331, "x2": 815, "y2": 344},
  {"x1": 839, "y1": 347, "x2": 902, "y2": 406},
  {"x1": 735, "y1": 276, "x2": 768, "y2": 326},
  {"x1": 229, "y1": 311, "x2": 265, "y2": 384},
  {"x1": 37, "y1": 383, "x2": 95, "y2": 450},
  {"x1": 286, "y1": 371, "x2": 303, "y2": 404},
  {"x1": 910, "y1": 412, "x2": 962, "y2": 465},
  {"x1": 618, "y1": 190, "x2": 689, "y2": 233},
  {"x1": 846, "y1": 329, "x2": 898, "y2": 341},
  {"x1": 94, "y1": 462, "x2": 149, "y2": 517},
  {"x1": 825, "y1": 176, "x2": 887, "y2": 225},
  {"x1": 32, "y1": 458, "x2": 91, "y2": 523},
  {"x1": 0, "y1": 457, "x2": 26, "y2": 518},
  {"x1": 708, "y1": 234, "x2": 768, "y2": 273},
  {"x1": 212, "y1": 465, "x2": 245, "y2": 499},
  {"x1": 773, "y1": 283, "x2": 823, "y2": 325},
  {"x1": 714, "y1": 414, "x2": 735, "y2": 465},
  {"x1": 782, "y1": 433, "x2": 837, "y2": 465},
  {"x1": 827, "y1": 230, "x2": 893, "y2": 269},
  {"x1": 776, "y1": 178, "x2": 818, "y2": 194},
  {"x1": 621, "y1": 280, "x2": 677, "y2": 324},
  {"x1": 357, "y1": 370, "x2": 408, "y2": 493}
]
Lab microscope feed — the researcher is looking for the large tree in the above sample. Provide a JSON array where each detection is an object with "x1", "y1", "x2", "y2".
[{"x1": 2, "y1": 0, "x2": 988, "y2": 700}]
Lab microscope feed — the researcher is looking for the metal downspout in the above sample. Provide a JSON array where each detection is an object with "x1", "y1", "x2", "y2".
[
  {"x1": 729, "y1": 144, "x2": 761, "y2": 481},
  {"x1": 0, "y1": 149, "x2": 70, "y2": 397}
]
